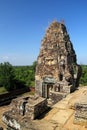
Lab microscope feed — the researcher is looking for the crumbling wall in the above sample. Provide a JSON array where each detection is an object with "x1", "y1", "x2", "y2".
[
  {"x1": 74, "y1": 94, "x2": 87, "y2": 126},
  {"x1": 3, "y1": 96, "x2": 48, "y2": 130},
  {"x1": 49, "y1": 92, "x2": 66, "y2": 104}
]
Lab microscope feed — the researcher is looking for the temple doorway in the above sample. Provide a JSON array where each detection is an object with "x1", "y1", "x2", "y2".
[{"x1": 42, "y1": 83, "x2": 54, "y2": 98}]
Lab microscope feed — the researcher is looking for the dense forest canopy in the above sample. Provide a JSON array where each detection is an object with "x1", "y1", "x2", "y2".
[
  {"x1": 0, "y1": 61, "x2": 37, "y2": 92},
  {"x1": 14, "y1": 61, "x2": 37, "y2": 87},
  {"x1": 0, "y1": 62, "x2": 15, "y2": 91},
  {"x1": 79, "y1": 65, "x2": 87, "y2": 86},
  {"x1": 0, "y1": 61, "x2": 87, "y2": 93}
]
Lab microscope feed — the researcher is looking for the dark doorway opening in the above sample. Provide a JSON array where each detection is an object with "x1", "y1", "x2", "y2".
[
  {"x1": 59, "y1": 74, "x2": 63, "y2": 81},
  {"x1": 42, "y1": 83, "x2": 54, "y2": 98}
]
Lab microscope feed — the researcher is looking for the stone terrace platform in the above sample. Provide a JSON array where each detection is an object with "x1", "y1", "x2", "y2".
[{"x1": 1, "y1": 86, "x2": 87, "y2": 130}]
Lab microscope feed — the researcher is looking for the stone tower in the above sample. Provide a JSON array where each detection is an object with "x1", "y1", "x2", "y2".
[{"x1": 35, "y1": 21, "x2": 81, "y2": 103}]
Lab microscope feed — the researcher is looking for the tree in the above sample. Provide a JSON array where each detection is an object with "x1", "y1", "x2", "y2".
[
  {"x1": 32, "y1": 61, "x2": 37, "y2": 71},
  {"x1": 0, "y1": 62, "x2": 15, "y2": 91},
  {"x1": 79, "y1": 65, "x2": 87, "y2": 86}
]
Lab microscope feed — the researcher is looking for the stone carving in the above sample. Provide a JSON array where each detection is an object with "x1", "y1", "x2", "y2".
[{"x1": 35, "y1": 21, "x2": 81, "y2": 103}]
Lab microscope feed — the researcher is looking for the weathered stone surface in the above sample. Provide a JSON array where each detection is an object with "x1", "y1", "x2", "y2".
[
  {"x1": 3, "y1": 96, "x2": 47, "y2": 130},
  {"x1": 35, "y1": 21, "x2": 81, "y2": 103},
  {"x1": 3, "y1": 113, "x2": 21, "y2": 130},
  {"x1": 74, "y1": 93, "x2": 87, "y2": 126},
  {"x1": 49, "y1": 91, "x2": 66, "y2": 104},
  {"x1": 1, "y1": 87, "x2": 87, "y2": 130}
]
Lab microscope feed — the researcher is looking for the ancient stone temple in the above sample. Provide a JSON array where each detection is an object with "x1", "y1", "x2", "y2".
[{"x1": 35, "y1": 21, "x2": 81, "y2": 103}]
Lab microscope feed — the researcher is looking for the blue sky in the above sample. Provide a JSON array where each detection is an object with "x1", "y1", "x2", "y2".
[{"x1": 0, "y1": 0, "x2": 87, "y2": 65}]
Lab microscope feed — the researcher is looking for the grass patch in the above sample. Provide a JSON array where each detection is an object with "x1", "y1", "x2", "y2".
[
  {"x1": 0, "y1": 87, "x2": 8, "y2": 95},
  {"x1": 21, "y1": 91, "x2": 35, "y2": 97}
]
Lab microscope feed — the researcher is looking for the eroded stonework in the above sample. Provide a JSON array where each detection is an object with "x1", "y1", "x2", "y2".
[
  {"x1": 35, "y1": 21, "x2": 81, "y2": 103},
  {"x1": 3, "y1": 96, "x2": 47, "y2": 130},
  {"x1": 74, "y1": 92, "x2": 87, "y2": 126}
]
